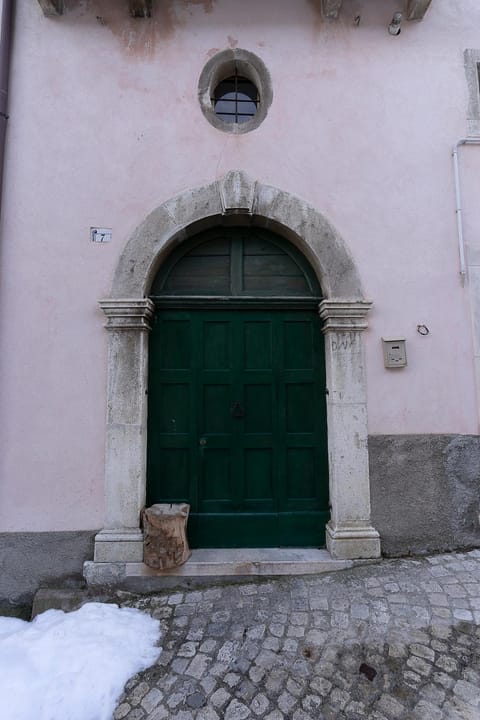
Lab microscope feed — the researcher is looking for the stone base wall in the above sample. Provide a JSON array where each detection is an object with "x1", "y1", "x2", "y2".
[
  {"x1": 1, "y1": 434, "x2": 479, "y2": 610},
  {"x1": 0, "y1": 531, "x2": 96, "y2": 614},
  {"x1": 369, "y1": 434, "x2": 480, "y2": 557}
]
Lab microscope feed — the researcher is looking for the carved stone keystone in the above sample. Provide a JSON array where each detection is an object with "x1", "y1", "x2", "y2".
[
  {"x1": 322, "y1": 0, "x2": 343, "y2": 19},
  {"x1": 129, "y1": 0, "x2": 152, "y2": 18},
  {"x1": 218, "y1": 170, "x2": 257, "y2": 215},
  {"x1": 142, "y1": 503, "x2": 191, "y2": 570},
  {"x1": 37, "y1": 0, "x2": 64, "y2": 16},
  {"x1": 406, "y1": 0, "x2": 433, "y2": 21}
]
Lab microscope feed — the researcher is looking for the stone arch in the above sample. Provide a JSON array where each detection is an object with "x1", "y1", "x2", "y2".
[
  {"x1": 111, "y1": 171, "x2": 364, "y2": 301},
  {"x1": 88, "y1": 171, "x2": 380, "y2": 580}
]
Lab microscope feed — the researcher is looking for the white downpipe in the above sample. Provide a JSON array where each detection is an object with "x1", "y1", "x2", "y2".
[{"x1": 452, "y1": 137, "x2": 480, "y2": 285}]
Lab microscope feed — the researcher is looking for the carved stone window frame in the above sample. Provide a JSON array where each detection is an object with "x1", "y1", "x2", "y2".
[
  {"x1": 465, "y1": 50, "x2": 480, "y2": 136},
  {"x1": 85, "y1": 171, "x2": 381, "y2": 584},
  {"x1": 198, "y1": 49, "x2": 273, "y2": 134}
]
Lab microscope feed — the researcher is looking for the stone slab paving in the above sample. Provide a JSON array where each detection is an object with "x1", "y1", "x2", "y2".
[{"x1": 112, "y1": 551, "x2": 480, "y2": 720}]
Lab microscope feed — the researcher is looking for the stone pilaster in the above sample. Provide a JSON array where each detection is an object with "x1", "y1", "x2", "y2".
[
  {"x1": 319, "y1": 300, "x2": 381, "y2": 560},
  {"x1": 93, "y1": 298, "x2": 155, "y2": 563}
]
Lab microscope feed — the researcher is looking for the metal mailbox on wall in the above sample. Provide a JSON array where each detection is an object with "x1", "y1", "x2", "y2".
[{"x1": 382, "y1": 338, "x2": 407, "y2": 368}]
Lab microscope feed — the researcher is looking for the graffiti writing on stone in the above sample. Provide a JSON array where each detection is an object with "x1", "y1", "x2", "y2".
[{"x1": 331, "y1": 333, "x2": 357, "y2": 352}]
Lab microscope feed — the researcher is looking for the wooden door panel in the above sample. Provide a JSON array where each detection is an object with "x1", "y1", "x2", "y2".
[
  {"x1": 284, "y1": 320, "x2": 314, "y2": 369},
  {"x1": 285, "y1": 383, "x2": 314, "y2": 433},
  {"x1": 203, "y1": 321, "x2": 231, "y2": 369},
  {"x1": 244, "y1": 448, "x2": 274, "y2": 505},
  {"x1": 193, "y1": 513, "x2": 279, "y2": 548},
  {"x1": 147, "y1": 308, "x2": 328, "y2": 547},
  {"x1": 244, "y1": 384, "x2": 273, "y2": 434},
  {"x1": 202, "y1": 385, "x2": 232, "y2": 434},
  {"x1": 200, "y1": 449, "x2": 232, "y2": 502},
  {"x1": 157, "y1": 384, "x2": 191, "y2": 433},
  {"x1": 158, "y1": 319, "x2": 192, "y2": 369},
  {"x1": 155, "y1": 449, "x2": 190, "y2": 499},
  {"x1": 244, "y1": 320, "x2": 273, "y2": 370},
  {"x1": 278, "y1": 511, "x2": 330, "y2": 546},
  {"x1": 286, "y1": 448, "x2": 317, "y2": 499}
]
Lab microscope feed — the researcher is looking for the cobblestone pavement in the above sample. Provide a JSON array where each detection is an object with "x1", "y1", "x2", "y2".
[{"x1": 113, "y1": 551, "x2": 480, "y2": 720}]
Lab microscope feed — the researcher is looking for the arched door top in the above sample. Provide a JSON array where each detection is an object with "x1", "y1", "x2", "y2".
[
  {"x1": 111, "y1": 171, "x2": 364, "y2": 301},
  {"x1": 150, "y1": 226, "x2": 322, "y2": 303}
]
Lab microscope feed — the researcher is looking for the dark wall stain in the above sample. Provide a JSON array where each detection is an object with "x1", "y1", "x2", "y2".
[
  {"x1": 187, "y1": 0, "x2": 215, "y2": 10},
  {"x1": 306, "y1": 0, "x2": 323, "y2": 12},
  {"x1": 306, "y1": 0, "x2": 324, "y2": 30},
  {"x1": 306, "y1": 0, "x2": 364, "y2": 35},
  {"x1": 86, "y1": 0, "x2": 216, "y2": 57}
]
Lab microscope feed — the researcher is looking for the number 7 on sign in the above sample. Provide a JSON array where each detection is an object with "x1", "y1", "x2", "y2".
[{"x1": 90, "y1": 227, "x2": 112, "y2": 243}]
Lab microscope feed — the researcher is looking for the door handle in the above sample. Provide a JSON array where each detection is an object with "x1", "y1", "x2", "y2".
[
  {"x1": 199, "y1": 437, "x2": 207, "y2": 458},
  {"x1": 231, "y1": 401, "x2": 245, "y2": 418}
]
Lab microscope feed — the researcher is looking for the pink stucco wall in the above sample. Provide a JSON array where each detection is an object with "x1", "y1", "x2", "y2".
[{"x1": 0, "y1": 0, "x2": 479, "y2": 531}]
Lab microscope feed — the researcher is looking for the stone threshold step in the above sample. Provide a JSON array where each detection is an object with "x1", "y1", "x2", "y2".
[
  {"x1": 125, "y1": 548, "x2": 353, "y2": 577},
  {"x1": 82, "y1": 548, "x2": 359, "y2": 594},
  {"x1": 35, "y1": 551, "x2": 359, "y2": 616}
]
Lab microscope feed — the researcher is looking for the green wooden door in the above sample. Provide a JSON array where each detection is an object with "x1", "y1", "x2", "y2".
[{"x1": 147, "y1": 309, "x2": 329, "y2": 547}]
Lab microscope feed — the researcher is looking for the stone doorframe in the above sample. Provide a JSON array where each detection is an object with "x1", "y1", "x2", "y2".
[{"x1": 93, "y1": 171, "x2": 380, "y2": 567}]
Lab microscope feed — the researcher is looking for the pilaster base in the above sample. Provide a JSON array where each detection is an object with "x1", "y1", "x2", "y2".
[
  {"x1": 83, "y1": 561, "x2": 127, "y2": 587},
  {"x1": 93, "y1": 529, "x2": 144, "y2": 562},
  {"x1": 326, "y1": 522, "x2": 381, "y2": 560}
]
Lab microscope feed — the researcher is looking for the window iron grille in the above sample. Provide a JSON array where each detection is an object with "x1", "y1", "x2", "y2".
[{"x1": 212, "y1": 69, "x2": 259, "y2": 124}]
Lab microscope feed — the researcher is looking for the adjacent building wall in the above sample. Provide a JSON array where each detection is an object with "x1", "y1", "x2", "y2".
[
  {"x1": 0, "y1": 532, "x2": 95, "y2": 613},
  {"x1": 370, "y1": 435, "x2": 480, "y2": 557}
]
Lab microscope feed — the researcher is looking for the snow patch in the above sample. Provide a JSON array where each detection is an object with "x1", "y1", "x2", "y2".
[{"x1": 0, "y1": 602, "x2": 161, "y2": 720}]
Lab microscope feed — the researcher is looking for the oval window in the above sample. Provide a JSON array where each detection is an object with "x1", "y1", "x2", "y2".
[{"x1": 198, "y1": 49, "x2": 272, "y2": 134}]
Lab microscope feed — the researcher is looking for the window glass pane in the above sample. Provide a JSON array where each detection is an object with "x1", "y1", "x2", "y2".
[
  {"x1": 237, "y1": 100, "x2": 257, "y2": 114},
  {"x1": 215, "y1": 80, "x2": 235, "y2": 96},
  {"x1": 216, "y1": 91, "x2": 237, "y2": 102},
  {"x1": 214, "y1": 99, "x2": 236, "y2": 114},
  {"x1": 236, "y1": 91, "x2": 256, "y2": 103},
  {"x1": 217, "y1": 113, "x2": 236, "y2": 123},
  {"x1": 213, "y1": 74, "x2": 259, "y2": 125},
  {"x1": 236, "y1": 82, "x2": 258, "y2": 102}
]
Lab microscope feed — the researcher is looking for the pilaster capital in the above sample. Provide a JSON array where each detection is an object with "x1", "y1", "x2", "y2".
[
  {"x1": 99, "y1": 298, "x2": 155, "y2": 331},
  {"x1": 319, "y1": 300, "x2": 373, "y2": 333}
]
